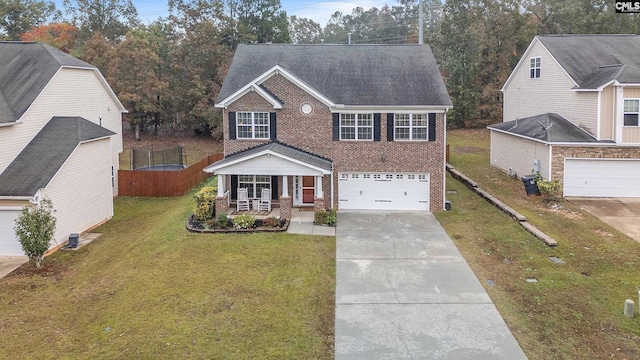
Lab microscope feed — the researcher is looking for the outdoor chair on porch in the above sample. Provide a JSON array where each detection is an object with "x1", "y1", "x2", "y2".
[
  {"x1": 237, "y1": 188, "x2": 250, "y2": 212},
  {"x1": 257, "y1": 188, "x2": 271, "y2": 212}
]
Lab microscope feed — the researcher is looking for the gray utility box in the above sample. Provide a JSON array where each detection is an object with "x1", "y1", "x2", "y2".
[{"x1": 68, "y1": 233, "x2": 79, "y2": 248}]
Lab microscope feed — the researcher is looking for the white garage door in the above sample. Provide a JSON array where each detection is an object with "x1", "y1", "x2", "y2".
[
  {"x1": 564, "y1": 159, "x2": 640, "y2": 197},
  {"x1": 338, "y1": 172, "x2": 430, "y2": 211},
  {"x1": 0, "y1": 210, "x2": 23, "y2": 256}
]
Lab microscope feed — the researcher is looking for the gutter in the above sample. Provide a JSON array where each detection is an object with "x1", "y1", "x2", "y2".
[
  {"x1": 0, "y1": 120, "x2": 21, "y2": 128},
  {"x1": 487, "y1": 127, "x2": 609, "y2": 147}
]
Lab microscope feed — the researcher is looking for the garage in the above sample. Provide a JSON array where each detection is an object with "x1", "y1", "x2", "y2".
[
  {"x1": 0, "y1": 209, "x2": 23, "y2": 256},
  {"x1": 564, "y1": 159, "x2": 640, "y2": 197},
  {"x1": 338, "y1": 172, "x2": 430, "y2": 211}
]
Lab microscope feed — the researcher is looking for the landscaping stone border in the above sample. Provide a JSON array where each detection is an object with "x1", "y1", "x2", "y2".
[
  {"x1": 447, "y1": 164, "x2": 557, "y2": 247},
  {"x1": 185, "y1": 216, "x2": 290, "y2": 234}
]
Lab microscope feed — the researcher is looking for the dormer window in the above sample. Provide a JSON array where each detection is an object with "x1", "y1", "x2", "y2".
[{"x1": 530, "y1": 57, "x2": 541, "y2": 79}]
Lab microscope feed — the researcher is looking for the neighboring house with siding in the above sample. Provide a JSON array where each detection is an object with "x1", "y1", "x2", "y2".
[
  {"x1": 0, "y1": 42, "x2": 126, "y2": 256},
  {"x1": 490, "y1": 34, "x2": 640, "y2": 197},
  {"x1": 205, "y1": 44, "x2": 452, "y2": 218}
]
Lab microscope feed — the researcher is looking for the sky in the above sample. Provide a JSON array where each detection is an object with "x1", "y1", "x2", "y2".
[{"x1": 54, "y1": 0, "x2": 396, "y2": 27}]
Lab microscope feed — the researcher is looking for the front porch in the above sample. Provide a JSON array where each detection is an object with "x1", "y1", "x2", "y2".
[
  {"x1": 204, "y1": 142, "x2": 333, "y2": 220},
  {"x1": 227, "y1": 207, "x2": 281, "y2": 220}
]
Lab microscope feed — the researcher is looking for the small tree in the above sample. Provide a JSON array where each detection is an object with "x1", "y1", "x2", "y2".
[{"x1": 14, "y1": 198, "x2": 56, "y2": 268}]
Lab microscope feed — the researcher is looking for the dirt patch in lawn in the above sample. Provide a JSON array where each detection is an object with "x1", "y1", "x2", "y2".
[
  {"x1": 455, "y1": 146, "x2": 485, "y2": 154},
  {"x1": 10, "y1": 260, "x2": 67, "y2": 282}
]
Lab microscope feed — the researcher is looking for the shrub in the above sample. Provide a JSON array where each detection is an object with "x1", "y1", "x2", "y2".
[
  {"x1": 326, "y1": 209, "x2": 337, "y2": 226},
  {"x1": 233, "y1": 214, "x2": 255, "y2": 229},
  {"x1": 537, "y1": 179, "x2": 561, "y2": 199},
  {"x1": 264, "y1": 216, "x2": 280, "y2": 228},
  {"x1": 14, "y1": 198, "x2": 56, "y2": 268},
  {"x1": 193, "y1": 186, "x2": 217, "y2": 221},
  {"x1": 533, "y1": 172, "x2": 561, "y2": 199},
  {"x1": 315, "y1": 209, "x2": 337, "y2": 226},
  {"x1": 217, "y1": 212, "x2": 228, "y2": 228},
  {"x1": 315, "y1": 210, "x2": 329, "y2": 224}
]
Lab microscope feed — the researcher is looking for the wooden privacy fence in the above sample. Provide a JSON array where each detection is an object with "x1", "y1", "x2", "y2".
[{"x1": 118, "y1": 153, "x2": 223, "y2": 197}]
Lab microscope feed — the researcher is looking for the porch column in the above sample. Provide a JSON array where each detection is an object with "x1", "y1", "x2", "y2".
[
  {"x1": 315, "y1": 175, "x2": 323, "y2": 198},
  {"x1": 217, "y1": 174, "x2": 225, "y2": 197},
  {"x1": 282, "y1": 175, "x2": 289, "y2": 197}
]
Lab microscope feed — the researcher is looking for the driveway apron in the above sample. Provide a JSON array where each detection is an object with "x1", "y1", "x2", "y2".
[{"x1": 335, "y1": 211, "x2": 527, "y2": 359}]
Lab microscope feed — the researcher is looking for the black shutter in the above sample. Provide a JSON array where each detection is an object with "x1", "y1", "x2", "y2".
[
  {"x1": 332, "y1": 113, "x2": 340, "y2": 141},
  {"x1": 428, "y1": 113, "x2": 436, "y2": 141},
  {"x1": 270, "y1": 112, "x2": 277, "y2": 140},
  {"x1": 387, "y1": 113, "x2": 394, "y2": 141},
  {"x1": 231, "y1": 175, "x2": 238, "y2": 200},
  {"x1": 229, "y1": 112, "x2": 236, "y2": 140},
  {"x1": 373, "y1": 113, "x2": 381, "y2": 141},
  {"x1": 271, "y1": 176, "x2": 278, "y2": 200}
]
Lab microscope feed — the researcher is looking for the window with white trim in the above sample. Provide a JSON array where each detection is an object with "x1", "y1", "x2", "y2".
[
  {"x1": 394, "y1": 114, "x2": 428, "y2": 140},
  {"x1": 624, "y1": 99, "x2": 640, "y2": 126},
  {"x1": 238, "y1": 175, "x2": 271, "y2": 198},
  {"x1": 340, "y1": 113, "x2": 373, "y2": 140},
  {"x1": 530, "y1": 57, "x2": 541, "y2": 79},
  {"x1": 237, "y1": 112, "x2": 269, "y2": 139}
]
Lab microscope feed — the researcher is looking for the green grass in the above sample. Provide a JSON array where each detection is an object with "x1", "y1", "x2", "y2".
[
  {"x1": 437, "y1": 129, "x2": 640, "y2": 359},
  {"x1": 0, "y1": 180, "x2": 335, "y2": 359}
]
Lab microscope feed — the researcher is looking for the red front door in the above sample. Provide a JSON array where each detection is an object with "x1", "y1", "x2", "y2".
[{"x1": 302, "y1": 176, "x2": 315, "y2": 204}]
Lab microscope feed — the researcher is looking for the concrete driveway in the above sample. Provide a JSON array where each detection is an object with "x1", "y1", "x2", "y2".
[
  {"x1": 0, "y1": 256, "x2": 28, "y2": 278},
  {"x1": 335, "y1": 211, "x2": 527, "y2": 360},
  {"x1": 569, "y1": 198, "x2": 640, "y2": 242}
]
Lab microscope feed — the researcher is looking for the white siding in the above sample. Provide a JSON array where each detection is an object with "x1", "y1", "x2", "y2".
[
  {"x1": 503, "y1": 39, "x2": 598, "y2": 136},
  {"x1": 490, "y1": 131, "x2": 551, "y2": 180},
  {"x1": 0, "y1": 68, "x2": 123, "y2": 195},
  {"x1": 43, "y1": 139, "x2": 114, "y2": 249},
  {"x1": 215, "y1": 154, "x2": 326, "y2": 176}
]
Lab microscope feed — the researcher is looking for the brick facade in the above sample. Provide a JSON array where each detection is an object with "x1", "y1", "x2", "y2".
[
  {"x1": 222, "y1": 74, "x2": 446, "y2": 212},
  {"x1": 551, "y1": 145, "x2": 640, "y2": 188}
]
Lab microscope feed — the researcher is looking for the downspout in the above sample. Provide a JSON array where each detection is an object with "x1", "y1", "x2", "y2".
[
  {"x1": 596, "y1": 89, "x2": 601, "y2": 140},
  {"x1": 548, "y1": 144, "x2": 553, "y2": 181},
  {"x1": 330, "y1": 167, "x2": 334, "y2": 210},
  {"x1": 616, "y1": 86, "x2": 624, "y2": 144},
  {"x1": 442, "y1": 111, "x2": 448, "y2": 211}
]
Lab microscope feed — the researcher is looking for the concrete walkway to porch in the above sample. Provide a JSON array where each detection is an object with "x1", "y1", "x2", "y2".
[{"x1": 286, "y1": 208, "x2": 336, "y2": 236}]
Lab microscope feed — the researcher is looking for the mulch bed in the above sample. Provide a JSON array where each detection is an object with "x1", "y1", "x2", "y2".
[{"x1": 185, "y1": 215, "x2": 289, "y2": 234}]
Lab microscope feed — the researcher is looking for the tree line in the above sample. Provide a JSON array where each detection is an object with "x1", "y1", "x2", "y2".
[{"x1": 2, "y1": 0, "x2": 640, "y2": 137}]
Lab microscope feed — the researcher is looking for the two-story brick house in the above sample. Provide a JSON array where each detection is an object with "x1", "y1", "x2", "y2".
[
  {"x1": 206, "y1": 44, "x2": 452, "y2": 219},
  {"x1": 490, "y1": 35, "x2": 640, "y2": 197}
]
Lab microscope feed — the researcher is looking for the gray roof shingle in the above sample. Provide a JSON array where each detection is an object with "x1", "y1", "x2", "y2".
[
  {"x1": 217, "y1": 44, "x2": 452, "y2": 107},
  {"x1": 0, "y1": 116, "x2": 115, "y2": 196},
  {"x1": 537, "y1": 34, "x2": 640, "y2": 89},
  {"x1": 0, "y1": 42, "x2": 96, "y2": 124},
  {"x1": 209, "y1": 141, "x2": 332, "y2": 172},
  {"x1": 488, "y1": 113, "x2": 602, "y2": 143}
]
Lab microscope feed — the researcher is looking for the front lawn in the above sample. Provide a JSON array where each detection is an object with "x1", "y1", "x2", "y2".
[
  {"x1": 437, "y1": 128, "x2": 640, "y2": 359},
  {"x1": 0, "y1": 182, "x2": 335, "y2": 359}
]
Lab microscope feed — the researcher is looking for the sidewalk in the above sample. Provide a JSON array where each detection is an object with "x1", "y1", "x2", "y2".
[{"x1": 286, "y1": 208, "x2": 335, "y2": 236}]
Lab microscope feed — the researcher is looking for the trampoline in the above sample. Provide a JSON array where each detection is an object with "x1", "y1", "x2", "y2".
[
  {"x1": 134, "y1": 164, "x2": 187, "y2": 171},
  {"x1": 131, "y1": 145, "x2": 187, "y2": 171}
]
